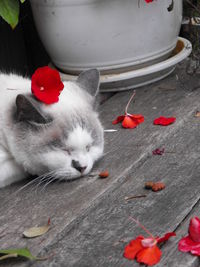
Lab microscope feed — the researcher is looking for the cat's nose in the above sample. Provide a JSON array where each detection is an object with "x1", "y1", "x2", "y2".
[{"x1": 72, "y1": 160, "x2": 87, "y2": 173}]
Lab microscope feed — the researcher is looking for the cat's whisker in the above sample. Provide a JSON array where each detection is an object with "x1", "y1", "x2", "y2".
[
  {"x1": 14, "y1": 174, "x2": 45, "y2": 195},
  {"x1": 32, "y1": 170, "x2": 58, "y2": 194},
  {"x1": 41, "y1": 177, "x2": 58, "y2": 192}
]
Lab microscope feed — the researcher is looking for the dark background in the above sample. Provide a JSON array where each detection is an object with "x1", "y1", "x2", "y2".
[
  {"x1": 0, "y1": 0, "x2": 198, "y2": 77},
  {"x1": 0, "y1": 1, "x2": 49, "y2": 76}
]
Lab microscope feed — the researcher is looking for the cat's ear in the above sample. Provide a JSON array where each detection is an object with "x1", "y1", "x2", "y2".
[
  {"x1": 77, "y1": 69, "x2": 100, "y2": 97},
  {"x1": 16, "y1": 94, "x2": 52, "y2": 124}
]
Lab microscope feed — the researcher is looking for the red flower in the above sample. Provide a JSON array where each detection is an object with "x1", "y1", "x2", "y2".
[
  {"x1": 179, "y1": 217, "x2": 200, "y2": 256},
  {"x1": 112, "y1": 91, "x2": 144, "y2": 129},
  {"x1": 153, "y1": 116, "x2": 176, "y2": 126},
  {"x1": 112, "y1": 114, "x2": 144, "y2": 129},
  {"x1": 31, "y1": 66, "x2": 64, "y2": 104},
  {"x1": 145, "y1": 0, "x2": 154, "y2": 2},
  {"x1": 123, "y1": 218, "x2": 176, "y2": 266},
  {"x1": 124, "y1": 233, "x2": 175, "y2": 266}
]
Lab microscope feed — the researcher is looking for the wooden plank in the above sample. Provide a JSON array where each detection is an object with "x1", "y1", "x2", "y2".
[
  {"x1": 0, "y1": 63, "x2": 200, "y2": 266},
  {"x1": 30, "y1": 109, "x2": 200, "y2": 267},
  {"x1": 160, "y1": 200, "x2": 200, "y2": 267}
]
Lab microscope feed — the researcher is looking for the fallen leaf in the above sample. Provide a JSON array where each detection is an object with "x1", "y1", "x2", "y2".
[
  {"x1": 23, "y1": 220, "x2": 50, "y2": 238},
  {"x1": 0, "y1": 248, "x2": 36, "y2": 261}
]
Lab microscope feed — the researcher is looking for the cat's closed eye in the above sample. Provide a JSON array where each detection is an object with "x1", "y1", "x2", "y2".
[{"x1": 63, "y1": 148, "x2": 74, "y2": 155}]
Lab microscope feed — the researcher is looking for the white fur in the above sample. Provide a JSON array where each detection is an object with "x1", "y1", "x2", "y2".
[{"x1": 0, "y1": 73, "x2": 104, "y2": 188}]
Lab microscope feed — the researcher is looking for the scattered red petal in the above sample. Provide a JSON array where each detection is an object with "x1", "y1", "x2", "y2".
[
  {"x1": 123, "y1": 236, "x2": 144, "y2": 260},
  {"x1": 178, "y1": 217, "x2": 200, "y2": 256},
  {"x1": 31, "y1": 66, "x2": 64, "y2": 104},
  {"x1": 157, "y1": 232, "x2": 176, "y2": 243},
  {"x1": 112, "y1": 115, "x2": 125, "y2": 125},
  {"x1": 145, "y1": 0, "x2": 154, "y2": 2},
  {"x1": 122, "y1": 115, "x2": 138, "y2": 128},
  {"x1": 136, "y1": 245, "x2": 161, "y2": 266},
  {"x1": 191, "y1": 247, "x2": 200, "y2": 256},
  {"x1": 153, "y1": 116, "x2": 176, "y2": 126},
  {"x1": 189, "y1": 217, "x2": 200, "y2": 243},
  {"x1": 112, "y1": 114, "x2": 144, "y2": 129},
  {"x1": 178, "y1": 236, "x2": 200, "y2": 254},
  {"x1": 152, "y1": 148, "x2": 165, "y2": 155}
]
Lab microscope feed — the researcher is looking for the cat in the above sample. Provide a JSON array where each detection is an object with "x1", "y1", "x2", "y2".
[{"x1": 0, "y1": 69, "x2": 104, "y2": 188}]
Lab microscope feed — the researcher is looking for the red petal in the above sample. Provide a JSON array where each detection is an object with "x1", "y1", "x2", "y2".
[
  {"x1": 153, "y1": 116, "x2": 176, "y2": 126},
  {"x1": 157, "y1": 232, "x2": 176, "y2": 243},
  {"x1": 178, "y1": 235, "x2": 200, "y2": 252},
  {"x1": 189, "y1": 217, "x2": 200, "y2": 242},
  {"x1": 112, "y1": 115, "x2": 125, "y2": 125},
  {"x1": 123, "y1": 236, "x2": 144, "y2": 260},
  {"x1": 122, "y1": 116, "x2": 138, "y2": 128},
  {"x1": 191, "y1": 247, "x2": 200, "y2": 256},
  {"x1": 31, "y1": 66, "x2": 64, "y2": 104},
  {"x1": 136, "y1": 245, "x2": 162, "y2": 266},
  {"x1": 129, "y1": 114, "x2": 144, "y2": 123},
  {"x1": 152, "y1": 148, "x2": 165, "y2": 155}
]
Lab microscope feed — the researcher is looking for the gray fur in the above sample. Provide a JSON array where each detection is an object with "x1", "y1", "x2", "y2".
[
  {"x1": 77, "y1": 69, "x2": 100, "y2": 97},
  {"x1": 0, "y1": 69, "x2": 104, "y2": 188}
]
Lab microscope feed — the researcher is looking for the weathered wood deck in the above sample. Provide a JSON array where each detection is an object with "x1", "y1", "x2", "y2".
[{"x1": 1, "y1": 60, "x2": 200, "y2": 267}]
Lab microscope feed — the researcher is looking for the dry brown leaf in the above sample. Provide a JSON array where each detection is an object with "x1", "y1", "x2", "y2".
[{"x1": 23, "y1": 220, "x2": 50, "y2": 238}]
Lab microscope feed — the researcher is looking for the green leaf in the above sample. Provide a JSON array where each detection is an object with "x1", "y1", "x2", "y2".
[
  {"x1": 0, "y1": 248, "x2": 36, "y2": 260},
  {"x1": 0, "y1": 0, "x2": 19, "y2": 29},
  {"x1": 20, "y1": 0, "x2": 26, "y2": 3}
]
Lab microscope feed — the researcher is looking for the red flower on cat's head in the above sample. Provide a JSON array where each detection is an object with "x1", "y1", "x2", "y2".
[{"x1": 31, "y1": 66, "x2": 64, "y2": 104}]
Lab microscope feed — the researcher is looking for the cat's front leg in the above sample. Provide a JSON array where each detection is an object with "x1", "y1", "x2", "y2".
[{"x1": 0, "y1": 158, "x2": 26, "y2": 188}]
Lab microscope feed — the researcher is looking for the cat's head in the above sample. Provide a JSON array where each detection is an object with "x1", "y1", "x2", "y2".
[{"x1": 11, "y1": 69, "x2": 104, "y2": 181}]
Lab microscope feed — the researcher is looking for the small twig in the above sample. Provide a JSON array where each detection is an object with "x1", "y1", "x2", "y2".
[
  {"x1": 124, "y1": 194, "x2": 147, "y2": 201},
  {"x1": 158, "y1": 86, "x2": 176, "y2": 91},
  {"x1": 6, "y1": 88, "x2": 19, "y2": 90}
]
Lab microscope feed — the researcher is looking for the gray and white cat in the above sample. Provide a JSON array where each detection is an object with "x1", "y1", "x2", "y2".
[{"x1": 0, "y1": 69, "x2": 104, "y2": 188}]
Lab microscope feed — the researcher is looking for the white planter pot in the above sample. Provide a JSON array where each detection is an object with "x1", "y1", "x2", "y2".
[{"x1": 30, "y1": 0, "x2": 183, "y2": 74}]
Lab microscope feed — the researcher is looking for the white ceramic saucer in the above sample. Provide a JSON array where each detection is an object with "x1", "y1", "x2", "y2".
[{"x1": 56, "y1": 37, "x2": 192, "y2": 92}]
